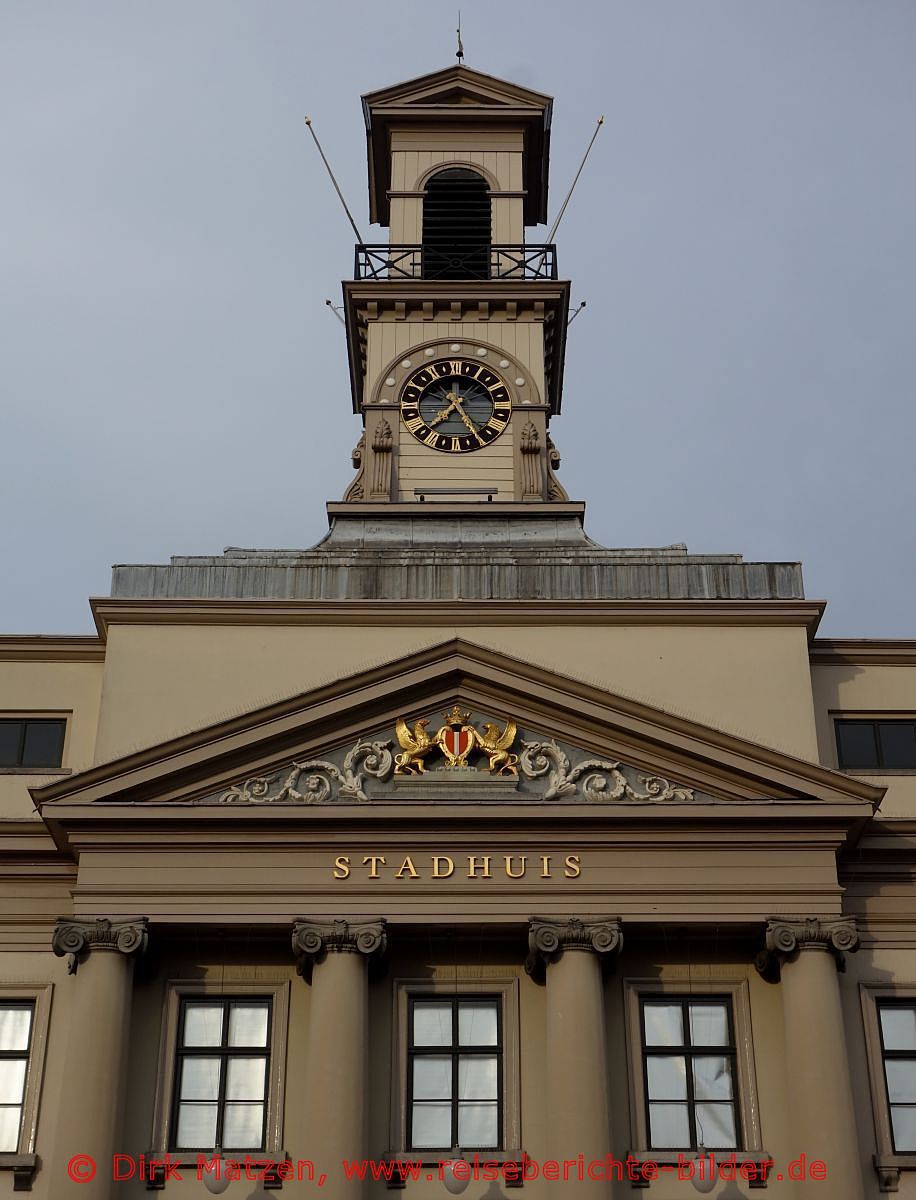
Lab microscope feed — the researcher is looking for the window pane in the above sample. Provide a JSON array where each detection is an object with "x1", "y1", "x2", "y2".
[
  {"x1": 413, "y1": 1003, "x2": 452, "y2": 1047},
  {"x1": 649, "y1": 1102, "x2": 690, "y2": 1147},
  {"x1": 0, "y1": 1007, "x2": 31, "y2": 1052},
  {"x1": 222, "y1": 1102, "x2": 264, "y2": 1148},
  {"x1": 643, "y1": 1004, "x2": 684, "y2": 1046},
  {"x1": 459, "y1": 1055, "x2": 497, "y2": 1100},
  {"x1": 458, "y1": 1101, "x2": 498, "y2": 1147},
  {"x1": 689, "y1": 1004, "x2": 728, "y2": 1046},
  {"x1": 0, "y1": 1106, "x2": 21, "y2": 1153},
  {"x1": 891, "y1": 1105, "x2": 916, "y2": 1152},
  {"x1": 881, "y1": 1008, "x2": 916, "y2": 1051},
  {"x1": 879, "y1": 723, "x2": 916, "y2": 769},
  {"x1": 693, "y1": 1056, "x2": 733, "y2": 1101},
  {"x1": 21, "y1": 721, "x2": 65, "y2": 768},
  {"x1": 458, "y1": 1002, "x2": 498, "y2": 1046},
  {"x1": 226, "y1": 1057, "x2": 267, "y2": 1101},
  {"x1": 0, "y1": 723, "x2": 23, "y2": 768},
  {"x1": 696, "y1": 1101, "x2": 737, "y2": 1148},
  {"x1": 886, "y1": 1061, "x2": 916, "y2": 1103},
  {"x1": 176, "y1": 1103, "x2": 218, "y2": 1148},
  {"x1": 228, "y1": 1003, "x2": 269, "y2": 1048},
  {"x1": 411, "y1": 1102, "x2": 451, "y2": 1148},
  {"x1": 646, "y1": 1056, "x2": 687, "y2": 1100},
  {"x1": 0, "y1": 1061, "x2": 27, "y2": 1105},
  {"x1": 413, "y1": 1056, "x2": 452, "y2": 1100},
  {"x1": 180, "y1": 1057, "x2": 221, "y2": 1101},
  {"x1": 183, "y1": 1005, "x2": 224, "y2": 1047},
  {"x1": 836, "y1": 722, "x2": 878, "y2": 768}
]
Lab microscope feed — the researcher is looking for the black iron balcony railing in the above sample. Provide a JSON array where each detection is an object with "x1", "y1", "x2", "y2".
[{"x1": 354, "y1": 244, "x2": 558, "y2": 282}]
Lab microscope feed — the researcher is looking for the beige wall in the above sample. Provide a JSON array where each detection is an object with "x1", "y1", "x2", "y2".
[
  {"x1": 812, "y1": 661, "x2": 916, "y2": 816},
  {"x1": 91, "y1": 621, "x2": 820, "y2": 764},
  {"x1": 0, "y1": 659, "x2": 102, "y2": 819}
]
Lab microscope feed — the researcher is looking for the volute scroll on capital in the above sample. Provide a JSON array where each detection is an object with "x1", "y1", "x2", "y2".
[
  {"x1": 755, "y1": 916, "x2": 859, "y2": 981},
  {"x1": 526, "y1": 916, "x2": 623, "y2": 979},
  {"x1": 52, "y1": 917, "x2": 149, "y2": 975},
  {"x1": 292, "y1": 918, "x2": 388, "y2": 978}
]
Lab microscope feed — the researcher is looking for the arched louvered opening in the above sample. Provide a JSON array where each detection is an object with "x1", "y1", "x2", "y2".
[{"x1": 422, "y1": 168, "x2": 491, "y2": 280}]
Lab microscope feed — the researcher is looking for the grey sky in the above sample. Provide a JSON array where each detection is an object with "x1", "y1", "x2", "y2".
[{"x1": 2, "y1": 1, "x2": 914, "y2": 636}]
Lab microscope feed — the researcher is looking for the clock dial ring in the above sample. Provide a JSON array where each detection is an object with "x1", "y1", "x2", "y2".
[{"x1": 399, "y1": 358, "x2": 513, "y2": 453}]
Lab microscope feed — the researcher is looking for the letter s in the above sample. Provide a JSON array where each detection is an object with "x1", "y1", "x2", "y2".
[
  {"x1": 564, "y1": 854, "x2": 581, "y2": 878},
  {"x1": 333, "y1": 855, "x2": 350, "y2": 880}
]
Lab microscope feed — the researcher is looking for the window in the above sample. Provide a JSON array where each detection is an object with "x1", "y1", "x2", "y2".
[
  {"x1": 408, "y1": 997, "x2": 501, "y2": 1151},
  {"x1": 836, "y1": 719, "x2": 916, "y2": 770},
  {"x1": 0, "y1": 1005, "x2": 33, "y2": 1152},
  {"x1": 623, "y1": 979, "x2": 766, "y2": 1168},
  {"x1": 422, "y1": 168, "x2": 491, "y2": 281},
  {"x1": 390, "y1": 978, "x2": 521, "y2": 1161},
  {"x1": 0, "y1": 987, "x2": 52, "y2": 1189},
  {"x1": 877, "y1": 1002, "x2": 916, "y2": 1153},
  {"x1": 171, "y1": 998, "x2": 271, "y2": 1151},
  {"x1": 0, "y1": 719, "x2": 65, "y2": 769},
  {"x1": 640, "y1": 997, "x2": 739, "y2": 1150},
  {"x1": 151, "y1": 980, "x2": 289, "y2": 1161}
]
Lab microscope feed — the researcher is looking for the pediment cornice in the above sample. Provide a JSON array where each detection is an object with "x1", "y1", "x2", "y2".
[{"x1": 33, "y1": 639, "x2": 882, "y2": 841}]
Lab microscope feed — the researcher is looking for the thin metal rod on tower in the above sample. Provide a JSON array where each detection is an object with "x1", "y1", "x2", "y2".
[
  {"x1": 304, "y1": 116, "x2": 365, "y2": 244},
  {"x1": 325, "y1": 299, "x2": 346, "y2": 327},
  {"x1": 546, "y1": 116, "x2": 605, "y2": 244},
  {"x1": 456, "y1": 12, "x2": 464, "y2": 62}
]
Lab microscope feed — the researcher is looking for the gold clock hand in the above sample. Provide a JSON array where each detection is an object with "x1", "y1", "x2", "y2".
[{"x1": 427, "y1": 392, "x2": 461, "y2": 428}]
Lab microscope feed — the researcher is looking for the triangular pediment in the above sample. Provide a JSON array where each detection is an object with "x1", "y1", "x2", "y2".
[
  {"x1": 362, "y1": 65, "x2": 552, "y2": 114},
  {"x1": 34, "y1": 640, "x2": 882, "y2": 847}
]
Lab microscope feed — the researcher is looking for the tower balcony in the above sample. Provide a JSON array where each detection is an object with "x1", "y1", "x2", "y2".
[{"x1": 354, "y1": 243, "x2": 558, "y2": 282}]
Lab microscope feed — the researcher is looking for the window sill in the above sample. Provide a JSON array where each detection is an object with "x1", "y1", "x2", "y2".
[
  {"x1": 382, "y1": 1150, "x2": 526, "y2": 1190},
  {"x1": 0, "y1": 768, "x2": 70, "y2": 776},
  {"x1": 0, "y1": 1154, "x2": 39, "y2": 1191},
  {"x1": 626, "y1": 1150, "x2": 772, "y2": 1189},
  {"x1": 874, "y1": 1153, "x2": 916, "y2": 1192},
  {"x1": 144, "y1": 1151, "x2": 289, "y2": 1190}
]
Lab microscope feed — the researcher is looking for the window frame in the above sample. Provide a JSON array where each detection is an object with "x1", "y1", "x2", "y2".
[
  {"x1": 150, "y1": 980, "x2": 289, "y2": 1163},
  {"x1": 639, "y1": 995, "x2": 741, "y2": 1152},
  {"x1": 0, "y1": 715, "x2": 68, "y2": 774},
  {"x1": 389, "y1": 977, "x2": 521, "y2": 1163},
  {"x1": 833, "y1": 715, "x2": 916, "y2": 773},
  {"x1": 0, "y1": 985, "x2": 53, "y2": 1191},
  {"x1": 624, "y1": 978, "x2": 767, "y2": 1175},
  {"x1": 860, "y1": 984, "x2": 916, "y2": 1190},
  {"x1": 406, "y1": 994, "x2": 503, "y2": 1153}
]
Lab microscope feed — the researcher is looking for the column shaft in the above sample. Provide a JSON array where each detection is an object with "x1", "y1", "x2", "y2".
[
  {"x1": 780, "y1": 948, "x2": 864, "y2": 1198},
  {"x1": 301, "y1": 950, "x2": 368, "y2": 1195}
]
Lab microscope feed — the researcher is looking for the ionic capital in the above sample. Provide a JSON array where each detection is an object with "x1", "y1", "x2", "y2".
[
  {"x1": 292, "y1": 919, "x2": 387, "y2": 977},
  {"x1": 526, "y1": 916, "x2": 622, "y2": 978},
  {"x1": 52, "y1": 917, "x2": 149, "y2": 975},
  {"x1": 756, "y1": 916, "x2": 859, "y2": 980}
]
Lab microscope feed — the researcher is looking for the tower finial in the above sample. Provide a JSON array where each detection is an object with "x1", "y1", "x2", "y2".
[{"x1": 456, "y1": 11, "x2": 464, "y2": 62}]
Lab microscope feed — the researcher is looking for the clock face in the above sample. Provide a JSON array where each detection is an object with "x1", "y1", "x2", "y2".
[{"x1": 399, "y1": 359, "x2": 512, "y2": 453}]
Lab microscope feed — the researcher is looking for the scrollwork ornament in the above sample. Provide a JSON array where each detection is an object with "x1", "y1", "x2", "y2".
[
  {"x1": 519, "y1": 740, "x2": 696, "y2": 804},
  {"x1": 217, "y1": 740, "x2": 393, "y2": 806},
  {"x1": 52, "y1": 917, "x2": 149, "y2": 975}
]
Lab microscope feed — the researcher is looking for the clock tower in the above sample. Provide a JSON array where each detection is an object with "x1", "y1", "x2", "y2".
[{"x1": 338, "y1": 65, "x2": 574, "y2": 511}]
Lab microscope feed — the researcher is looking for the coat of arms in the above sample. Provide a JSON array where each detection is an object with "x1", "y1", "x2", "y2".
[{"x1": 394, "y1": 706, "x2": 518, "y2": 776}]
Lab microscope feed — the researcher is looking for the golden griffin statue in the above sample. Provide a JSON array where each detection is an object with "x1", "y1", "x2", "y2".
[{"x1": 394, "y1": 708, "x2": 518, "y2": 776}]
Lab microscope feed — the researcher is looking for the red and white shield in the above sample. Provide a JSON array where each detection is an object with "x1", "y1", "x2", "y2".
[{"x1": 441, "y1": 728, "x2": 474, "y2": 760}]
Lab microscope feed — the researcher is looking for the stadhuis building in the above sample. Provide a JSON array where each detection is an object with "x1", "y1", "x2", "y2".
[{"x1": 1, "y1": 62, "x2": 915, "y2": 1200}]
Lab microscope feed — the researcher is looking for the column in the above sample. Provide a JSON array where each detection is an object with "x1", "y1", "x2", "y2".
[
  {"x1": 51, "y1": 917, "x2": 148, "y2": 1198},
  {"x1": 528, "y1": 917, "x2": 622, "y2": 1196},
  {"x1": 761, "y1": 917, "x2": 864, "y2": 1200},
  {"x1": 293, "y1": 919, "x2": 387, "y2": 1198}
]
